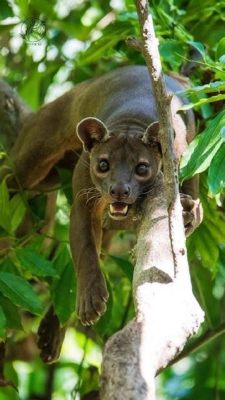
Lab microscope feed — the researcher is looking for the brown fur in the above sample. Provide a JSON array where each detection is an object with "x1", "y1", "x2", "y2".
[{"x1": 2, "y1": 66, "x2": 203, "y2": 359}]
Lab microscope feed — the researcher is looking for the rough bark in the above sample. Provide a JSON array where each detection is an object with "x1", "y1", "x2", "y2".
[
  {"x1": 0, "y1": 80, "x2": 30, "y2": 152},
  {"x1": 100, "y1": 2, "x2": 204, "y2": 399}
]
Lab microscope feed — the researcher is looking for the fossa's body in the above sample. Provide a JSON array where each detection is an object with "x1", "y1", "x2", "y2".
[{"x1": 6, "y1": 66, "x2": 202, "y2": 360}]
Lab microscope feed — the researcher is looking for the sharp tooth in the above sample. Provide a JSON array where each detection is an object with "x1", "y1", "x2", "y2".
[
  {"x1": 122, "y1": 205, "x2": 128, "y2": 214},
  {"x1": 110, "y1": 204, "x2": 114, "y2": 214}
]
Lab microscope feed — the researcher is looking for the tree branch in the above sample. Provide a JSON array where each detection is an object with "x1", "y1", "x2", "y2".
[
  {"x1": 125, "y1": 36, "x2": 143, "y2": 52},
  {"x1": 168, "y1": 321, "x2": 225, "y2": 367},
  {"x1": 135, "y1": 0, "x2": 183, "y2": 278},
  {"x1": 100, "y1": 2, "x2": 204, "y2": 399}
]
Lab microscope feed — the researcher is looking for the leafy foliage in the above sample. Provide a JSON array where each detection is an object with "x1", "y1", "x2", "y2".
[
  {"x1": 180, "y1": 111, "x2": 225, "y2": 181},
  {"x1": 0, "y1": 0, "x2": 225, "y2": 399},
  {"x1": 0, "y1": 271, "x2": 43, "y2": 315}
]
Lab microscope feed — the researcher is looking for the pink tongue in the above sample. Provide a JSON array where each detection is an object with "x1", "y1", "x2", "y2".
[{"x1": 112, "y1": 203, "x2": 126, "y2": 213}]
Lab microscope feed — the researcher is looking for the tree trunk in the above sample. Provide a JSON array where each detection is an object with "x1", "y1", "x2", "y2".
[{"x1": 100, "y1": 2, "x2": 204, "y2": 399}]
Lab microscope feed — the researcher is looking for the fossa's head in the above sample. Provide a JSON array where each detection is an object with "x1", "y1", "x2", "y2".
[{"x1": 77, "y1": 117, "x2": 162, "y2": 220}]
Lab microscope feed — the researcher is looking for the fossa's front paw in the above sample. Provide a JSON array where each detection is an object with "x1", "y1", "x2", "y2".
[
  {"x1": 76, "y1": 273, "x2": 109, "y2": 326},
  {"x1": 180, "y1": 193, "x2": 203, "y2": 236}
]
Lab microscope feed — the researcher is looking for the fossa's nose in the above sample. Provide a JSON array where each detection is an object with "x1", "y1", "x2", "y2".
[{"x1": 109, "y1": 183, "x2": 130, "y2": 199}]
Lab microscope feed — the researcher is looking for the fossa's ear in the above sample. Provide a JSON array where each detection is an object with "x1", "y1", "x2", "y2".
[
  {"x1": 142, "y1": 121, "x2": 162, "y2": 154},
  {"x1": 76, "y1": 117, "x2": 109, "y2": 152}
]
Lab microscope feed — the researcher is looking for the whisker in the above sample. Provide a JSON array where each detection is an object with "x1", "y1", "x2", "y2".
[
  {"x1": 86, "y1": 194, "x2": 101, "y2": 205},
  {"x1": 75, "y1": 187, "x2": 100, "y2": 200},
  {"x1": 93, "y1": 197, "x2": 103, "y2": 210}
]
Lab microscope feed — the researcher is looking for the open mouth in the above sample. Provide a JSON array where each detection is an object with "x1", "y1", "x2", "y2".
[{"x1": 109, "y1": 202, "x2": 130, "y2": 220}]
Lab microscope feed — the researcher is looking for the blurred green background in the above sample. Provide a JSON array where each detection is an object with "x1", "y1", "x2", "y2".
[{"x1": 0, "y1": 0, "x2": 225, "y2": 399}]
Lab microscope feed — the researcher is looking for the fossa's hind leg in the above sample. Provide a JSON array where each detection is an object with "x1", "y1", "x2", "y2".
[{"x1": 37, "y1": 307, "x2": 66, "y2": 363}]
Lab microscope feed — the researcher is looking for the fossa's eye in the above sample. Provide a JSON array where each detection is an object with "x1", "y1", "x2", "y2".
[
  {"x1": 98, "y1": 159, "x2": 109, "y2": 173},
  {"x1": 135, "y1": 163, "x2": 150, "y2": 177}
]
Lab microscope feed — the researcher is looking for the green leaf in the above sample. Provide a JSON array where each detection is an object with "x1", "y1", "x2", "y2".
[
  {"x1": 53, "y1": 243, "x2": 71, "y2": 277},
  {"x1": 19, "y1": 73, "x2": 42, "y2": 110},
  {"x1": 56, "y1": 20, "x2": 87, "y2": 39},
  {"x1": 160, "y1": 39, "x2": 185, "y2": 70},
  {"x1": 15, "y1": 0, "x2": 29, "y2": 18},
  {"x1": 76, "y1": 22, "x2": 131, "y2": 66},
  {"x1": 189, "y1": 225, "x2": 219, "y2": 271},
  {"x1": 0, "y1": 294, "x2": 23, "y2": 330},
  {"x1": 0, "y1": 0, "x2": 13, "y2": 20},
  {"x1": 208, "y1": 143, "x2": 225, "y2": 194},
  {"x1": 217, "y1": 245, "x2": 225, "y2": 281},
  {"x1": 30, "y1": 0, "x2": 56, "y2": 19},
  {"x1": 0, "y1": 180, "x2": 11, "y2": 233},
  {"x1": 0, "y1": 305, "x2": 6, "y2": 338},
  {"x1": 219, "y1": 55, "x2": 225, "y2": 64},
  {"x1": 216, "y1": 37, "x2": 225, "y2": 60},
  {"x1": 108, "y1": 255, "x2": 133, "y2": 282},
  {"x1": 15, "y1": 248, "x2": 58, "y2": 278},
  {"x1": 179, "y1": 93, "x2": 225, "y2": 110},
  {"x1": 53, "y1": 263, "x2": 76, "y2": 324},
  {"x1": 191, "y1": 262, "x2": 220, "y2": 326},
  {"x1": 0, "y1": 257, "x2": 17, "y2": 274},
  {"x1": 180, "y1": 110, "x2": 225, "y2": 181},
  {"x1": 188, "y1": 40, "x2": 206, "y2": 58},
  {"x1": 178, "y1": 81, "x2": 225, "y2": 96},
  {"x1": 117, "y1": 11, "x2": 137, "y2": 22},
  {"x1": 10, "y1": 194, "x2": 26, "y2": 233},
  {"x1": 79, "y1": 364, "x2": 99, "y2": 398},
  {"x1": 0, "y1": 272, "x2": 43, "y2": 315},
  {"x1": 187, "y1": 180, "x2": 225, "y2": 271},
  {"x1": 3, "y1": 362, "x2": 19, "y2": 392}
]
